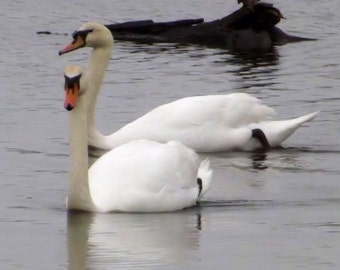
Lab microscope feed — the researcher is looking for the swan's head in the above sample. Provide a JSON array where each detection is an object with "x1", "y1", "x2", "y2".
[
  {"x1": 59, "y1": 22, "x2": 113, "y2": 56},
  {"x1": 64, "y1": 65, "x2": 82, "y2": 111}
]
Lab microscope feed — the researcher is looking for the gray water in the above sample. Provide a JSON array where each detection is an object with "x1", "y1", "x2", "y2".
[{"x1": 1, "y1": 0, "x2": 340, "y2": 269}]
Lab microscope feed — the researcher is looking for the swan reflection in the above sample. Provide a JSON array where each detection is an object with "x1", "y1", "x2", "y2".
[{"x1": 67, "y1": 209, "x2": 202, "y2": 269}]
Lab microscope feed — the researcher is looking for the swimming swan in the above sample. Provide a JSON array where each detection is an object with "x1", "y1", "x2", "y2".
[
  {"x1": 63, "y1": 65, "x2": 212, "y2": 212},
  {"x1": 59, "y1": 22, "x2": 318, "y2": 152}
]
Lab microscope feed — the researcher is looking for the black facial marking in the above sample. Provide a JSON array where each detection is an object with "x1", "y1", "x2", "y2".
[
  {"x1": 64, "y1": 74, "x2": 81, "y2": 94},
  {"x1": 72, "y1": 29, "x2": 94, "y2": 40}
]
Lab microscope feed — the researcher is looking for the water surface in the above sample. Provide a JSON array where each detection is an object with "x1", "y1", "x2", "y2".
[{"x1": 0, "y1": 0, "x2": 339, "y2": 269}]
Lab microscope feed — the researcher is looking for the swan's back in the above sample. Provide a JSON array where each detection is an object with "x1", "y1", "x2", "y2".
[
  {"x1": 125, "y1": 93, "x2": 274, "y2": 129},
  {"x1": 108, "y1": 93, "x2": 275, "y2": 151},
  {"x1": 89, "y1": 140, "x2": 209, "y2": 212}
]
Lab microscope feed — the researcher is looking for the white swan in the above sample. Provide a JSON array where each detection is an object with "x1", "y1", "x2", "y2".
[
  {"x1": 63, "y1": 65, "x2": 212, "y2": 212},
  {"x1": 59, "y1": 22, "x2": 318, "y2": 152}
]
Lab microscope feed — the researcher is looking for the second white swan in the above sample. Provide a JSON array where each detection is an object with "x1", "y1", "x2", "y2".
[{"x1": 59, "y1": 22, "x2": 318, "y2": 152}]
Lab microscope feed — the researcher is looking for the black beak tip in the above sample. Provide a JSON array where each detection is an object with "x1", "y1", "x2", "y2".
[{"x1": 65, "y1": 104, "x2": 74, "y2": 111}]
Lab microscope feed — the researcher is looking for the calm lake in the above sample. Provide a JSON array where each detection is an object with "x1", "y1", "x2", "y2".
[{"x1": 0, "y1": 0, "x2": 339, "y2": 269}]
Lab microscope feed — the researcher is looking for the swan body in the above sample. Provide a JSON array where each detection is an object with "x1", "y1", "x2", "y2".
[
  {"x1": 63, "y1": 65, "x2": 212, "y2": 213},
  {"x1": 59, "y1": 22, "x2": 318, "y2": 153},
  {"x1": 89, "y1": 140, "x2": 212, "y2": 212},
  {"x1": 92, "y1": 94, "x2": 318, "y2": 152}
]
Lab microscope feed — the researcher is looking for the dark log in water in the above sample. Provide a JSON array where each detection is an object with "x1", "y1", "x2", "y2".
[
  {"x1": 105, "y1": 2, "x2": 315, "y2": 50},
  {"x1": 37, "y1": 1, "x2": 315, "y2": 50}
]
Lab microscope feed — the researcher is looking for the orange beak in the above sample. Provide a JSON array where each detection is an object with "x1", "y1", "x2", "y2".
[
  {"x1": 64, "y1": 76, "x2": 81, "y2": 111},
  {"x1": 59, "y1": 35, "x2": 85, "y2": 56}
]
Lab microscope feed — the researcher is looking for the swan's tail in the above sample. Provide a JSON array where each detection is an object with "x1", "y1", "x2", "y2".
[
  {"x1": 260, "y1": 111, "x2": 319, "y2": 147},
  {"x1": 197, "y1": 158, "x2": 213, "y2": 200}
]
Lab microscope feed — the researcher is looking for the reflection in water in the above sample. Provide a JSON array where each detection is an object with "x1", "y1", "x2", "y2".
[
  {"x1": 68, "y1": 212, "x2": 92, "y2": 270},
  {"x1": 228, "y1": 47, "x2": 280, "y2": 67},
  {"x1": 203, "y1": 150, "x2": 269, "y2": 171},
  {"x1": 118, "y1": 41, "x2": 282, "y2": 100},
  {"x1": 220, "y1": 48, "x2": 280, "y2": 92},
  {"x1": 250, "y1": 152, "x2": 268, "y2": 170},
  {"x1": 67, "y1": 209, "x2": 202, "y2": 269}
]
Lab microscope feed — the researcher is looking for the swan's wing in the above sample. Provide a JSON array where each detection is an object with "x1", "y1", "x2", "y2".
[
  {"x1": 88, "y1": 140, "x2": 202, "y2": 212},
  {"x1": 218, "y1": 93, "x2": 276, "y2": 127},
  {"x1": 115, "y1": 94, "x2": 275, "y2": 138}
]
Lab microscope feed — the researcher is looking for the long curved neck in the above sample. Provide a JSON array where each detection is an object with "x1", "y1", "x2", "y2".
[
  {"x1": 86, "y1": 45, "x2": 113, "y2": 145},
  {"x1": 68, "y1": 94, "x2": 95, "y2": 211}
]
